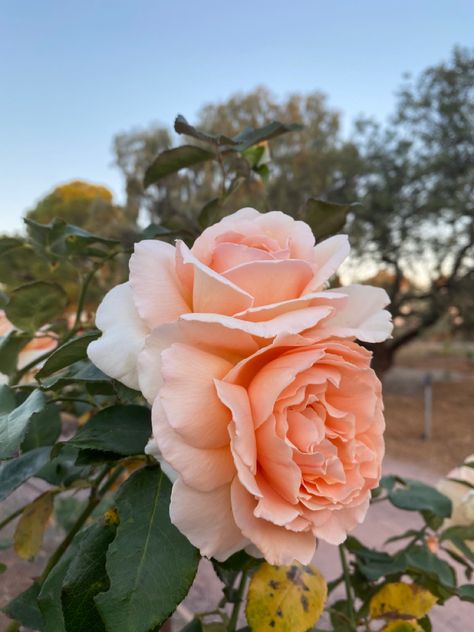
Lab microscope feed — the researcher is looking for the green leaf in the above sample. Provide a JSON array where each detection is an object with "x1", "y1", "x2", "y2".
[
  {"x1": 0, "y1": 383, "x2": 16, "y2": 414},
  {"x1": 5, "y1": 281, "x2": 68, "y2": 332},
  {"x1": 26, "y1": 217, "x2": 119, "y2": 258},
  {"x1": 38, "y1": 533, "x2": 84, "y2": 632},
  {"x1": 405, "y1": 546, "x2": 456, "y2": 588},
  {"x1": 0, "y1": 446, "x2": 52, "y2": 501},
  {"x1": 40, "y1": 360, "x2": 110, "y2": 390},
  {"x1": 212, "y1": 550, "x2": 261, "y2": 587},
  {"x1": 144, "y1": 145, "x2": 215, "y2": 187},
  {"x1": 345, "y1": 537, "x2": 407, "y2": 580},
  {"x1": 141, "y1": 223, "x2": 172, "y2": 239},
  {"x1": 36, "y1": 445, "x2": 88, "y2": 487},
  {"x1": 61, "y1": 521, "x2": 117, "y2": 632},
  {"x1": 302, "y1": 198, "x2": 353, "y2": 240},
  {"x1": 175, "y1": 114, "x2": 238, "y2": 146},
  {"x1": 457, "y1": 584, "x2": 474, "y2": 603},
  {"x1": 95, "y1": 467, "x2": 199, "y2": 632},
  {"x1": 232, "y1": 120, "x2": 303, "y2": 151},
  {"x1": 0, "y1": 236, "x2": 24, "y2": 256},
  {"x1": 0, "y1": 388, "x2": 46, "y2": 458},
  {"x1": 21, "y1": 402, "x2": 61, "y2": 451},
  {"x1": 0, "y1": 330, "x2": 32, "y2": 375},
  {"x1": 388, "y1": 479, "x2": 452, "y2": 518},
  {"x1": 36, "y1": 332, "x2": 100, "y2": 379},
  {"x1": 440, "y1": 524, "x2": 474, "y2": 543},
  {"x1": 67, "y1": 405, "x2": 151, "y2": 456},
  {"x1": 198, "y1": 198, "x2": 222, "y2": 229},
  {"x1": 2, "y1": 582, "x2": 43, "y2": 630}
]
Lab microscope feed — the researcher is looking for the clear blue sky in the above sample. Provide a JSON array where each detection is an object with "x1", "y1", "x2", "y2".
[{"x1": 1, "y1": 0, "x2": 473, "y2": 232}]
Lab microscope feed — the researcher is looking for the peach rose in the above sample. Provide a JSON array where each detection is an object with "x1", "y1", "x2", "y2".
[
  {"x1": 88, "y1": 208, "x2": 392, "y2": 389},
  {"x1": 0, "y1": 311, "x2": 57, "y2": 384},
  {"x1": 139, "y1": 318, "x2": 384, "y2": 564}
]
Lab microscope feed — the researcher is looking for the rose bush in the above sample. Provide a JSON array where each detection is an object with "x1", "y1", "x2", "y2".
[{"x1": 88, "y1": 208, "x2": 392, "y2": 563}]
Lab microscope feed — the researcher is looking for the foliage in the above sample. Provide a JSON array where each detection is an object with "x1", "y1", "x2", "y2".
[{"x1": 0, "y1": 105, "x2": 473, "y2": 632}]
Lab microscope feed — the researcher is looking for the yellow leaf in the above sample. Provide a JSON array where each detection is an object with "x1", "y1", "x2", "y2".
[
  {"x1": 370, "y1": 582, "x2": 437, "y2": 620},
  {"x1": 381, "y1": 620, "x2": 424, "y2": 632},
  {"x1": 246, "y1": 561, "x2": 327, "y2": 632},
  {"x1": 13, "y1": 491, "x2": 54, "y2": 560}
]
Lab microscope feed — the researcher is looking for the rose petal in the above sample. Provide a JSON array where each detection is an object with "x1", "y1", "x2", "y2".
[
  {"x1": 176, "y1": 240, "x2": 254, "y2": 315},
  {"x1": 153, "y1": 399, "x2": 235, "y2": 492},
  {"x1": 215, "y1": 380, "x2": 261, "y2": 497},
  {"x1": 160, "y1": 342, "x2": 233, "y2": 448},
  {"x1": 231, "y1": 478, "x2": 316, "y2": 565},
  {"x1": 171, "y1": 478, "x2": 247, "y2": 561},
  {"x1": 129, "y1": 240, "x2": 190, "y2": 328},
  {"x1": 223, "y1": 259, "x2": 314, "y2": 307},
  {"x1": 254, "y1": 476, "x2": 300, "y2": 526},
  {"x1": 309, "y1": 284, "x2": 393, "y2": 342},
  {"x1": 138, "y1": 319, "x2": 258, "y2": 404},
  {"x1": 181, "y1": 305, "x2": 333, "y2": 340},
  {"x1": 249, "y1": 347, "x2": 326, "y2": 426},
  {"x1": 88, "y1": 283, "x2": 148, "y2": 389},
  {"x1": 303, "y1": 235, "x2": 350, "y2": 292}
]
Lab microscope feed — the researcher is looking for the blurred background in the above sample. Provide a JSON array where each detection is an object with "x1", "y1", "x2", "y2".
[
  {"x1": 1, "y1": 2, "x2": 474, "y2": 628},
  {"x1": 2, "y1": 0, "x2": 473, "y2": 467}
]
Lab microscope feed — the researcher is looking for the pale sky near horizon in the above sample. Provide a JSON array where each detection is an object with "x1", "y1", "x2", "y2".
[{"x1": 1, "y1": 0, "x2": 473, "y2": 233}]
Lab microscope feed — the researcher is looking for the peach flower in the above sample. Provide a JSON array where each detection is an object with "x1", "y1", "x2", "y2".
[
  {"x1": 88, "y1": 208, "x2": 392, "y2": 390},
  {"x1": 139, "y1": 318, "x2": 385, "y2": 564},
  {"x1": 0, "y1": 311, "x2": 57, "y2": 384}
]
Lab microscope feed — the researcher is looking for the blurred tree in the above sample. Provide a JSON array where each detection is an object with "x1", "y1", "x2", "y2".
[
  {"x1": 112, "y1": 87, "x2": 361, "y2": 232},
  {"x1": 26, "y1": 180, "x2": 128, "y2": 238},
  {"x1": 0, "y1": 181, "x2": 129, "y2": 304},
  {"x1": 351, "y1": 46, "x2": 474, "y2": 371}
]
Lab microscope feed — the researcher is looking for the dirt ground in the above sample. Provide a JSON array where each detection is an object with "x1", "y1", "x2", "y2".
[{"x1": 383, "y1": 340, "x2": 474, "y2": 474}]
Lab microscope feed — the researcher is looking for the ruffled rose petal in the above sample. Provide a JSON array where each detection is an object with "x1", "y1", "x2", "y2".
[
  {"x1": 138, "y1": 319, "x2": 258, "y2": 404},
  {"x1": 311, "y1": 497, "x2": 370, "y2": 545},
  {"x1": 153, "y1": 399, "x2": 234, "y2": 492},
  {"x1": 215, "y1": 380, "x2": 261, "y2": 497},
  {"x1": 249, "y1": 347, "x2": 326, "y2": 426},
  {"x1": 129, "y1": 240, "x2": 190, "y2": 328},
  {"x1": 144, "y1": 436, "x2": 178, "y2": 483},
  {"x1": 181, "y1": 305, "x2": 333, "y2": 340},
  {"x1": 171, "y1": 478, "x2": 247, "y2": 561},
  {"x1": 231, "y1": 479, "x2": 316, "y2": 565},
  {"x1": 303, "y1": 235, "x2": 350, "y2": 292},
  {"x1": 176, "y1": 240, "x2": 254, "y2": 315},
  {"x1": 160, "y1": 343, "x2": 233, "y2": 448},
  {"x1": 88, "y1": 283, "x2": 148, "y2": 389},
  {"x1": 309, "y1": 284, "x2": 393, "y2": 342},
  {"x1": 253, "y1": 476, "x2": 300, "y2": 526},
  {"x1": 211, "y1": 242, "x2": 274, "y2": 273},
  {"x1": 223, "y1": 259, "x2": 314, "y2": 307}
]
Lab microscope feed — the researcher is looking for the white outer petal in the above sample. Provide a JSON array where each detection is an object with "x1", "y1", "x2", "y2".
[
  {"x1": 87, "y1": 283, "x2": 149, "y2": 389},
  {"x1": 313, "y1": 284, "x2": 393, "y2": 343}
]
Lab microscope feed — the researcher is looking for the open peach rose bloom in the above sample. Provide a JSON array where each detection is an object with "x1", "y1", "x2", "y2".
[{"x1": 89, "y1": 208, "x2": 392, "y2": 564}]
